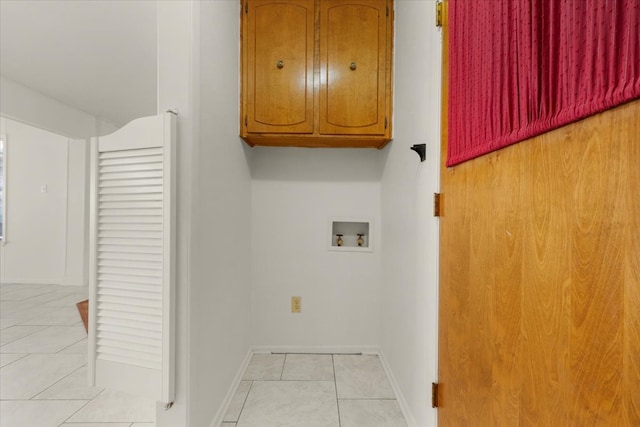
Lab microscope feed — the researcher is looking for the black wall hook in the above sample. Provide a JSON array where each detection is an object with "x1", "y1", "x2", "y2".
[{"x1": 410, "y1": 144, "x2": 426, "y2": 162}]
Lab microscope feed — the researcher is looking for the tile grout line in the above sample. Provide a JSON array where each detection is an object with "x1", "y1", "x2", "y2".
[
  {"x1": 234, "y1": 380, "x2": 254, "y2": 425},
  {"x1": 332, "y1": 354, "x2": 342, "y2": 427},
  {"x1": 338, "y1": 397, "x2": 399, "y2": 401},
  {"x1": 0, "y1": 324, "x2": 52, "y2": 347},
  {"x1": 56, "y1": 388, "x2": 101, "y2": 426},
  {"x1": 55, "y1": 336, "x2": 87, "y2": 354},
  {"x1": 249, "y1": 378, "x2": 336, "y2": 382},
  {"x1": 30, "y1": 363, "x2": 93, "y2": 401},
  {"x1": 0, "y1": 352, "x2": 28, "y2": 369},
  {"x1": 280, "y1": 353, "x2": 286, "y2": 380},
  {"x1": 0, "y1": 326, "x2": 51, "y2": 354}
]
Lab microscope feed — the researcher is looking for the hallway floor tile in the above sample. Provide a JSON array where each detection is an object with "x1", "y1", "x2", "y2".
[
  {"x1": 0, "y1": 283, "x2": 156, "y2": 427},
  {"x1": 225, "y1": 353, "x2": 407, "y2": 427}
]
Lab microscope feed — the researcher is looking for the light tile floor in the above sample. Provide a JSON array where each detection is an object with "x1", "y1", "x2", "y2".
[
  {"x1": 2, "y1": 284, "x2": 407, "y2": 427},
  {"x1": 223, "y1": 353, "x2": 407, "y2": 427},
  {"x1": 0, "y1": 283, "x2": 155, "y2": 427}
]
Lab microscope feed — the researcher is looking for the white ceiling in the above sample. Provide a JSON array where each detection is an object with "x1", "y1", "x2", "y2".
[{"x1": 0, "y1": 0, "x2": 157, "y2": 127}]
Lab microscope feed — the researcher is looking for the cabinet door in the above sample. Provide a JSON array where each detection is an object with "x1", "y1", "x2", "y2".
[
  {"x1": 245, "y1": 0, "x2": 314, "y2": 134},
  {"x1": 320, "y1": 0, "x2": 388, "y2": 135}
]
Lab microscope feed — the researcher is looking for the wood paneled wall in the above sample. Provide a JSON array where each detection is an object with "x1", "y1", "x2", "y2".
[{"x1": 438, "y1": 5, "x2": 640, "y2": 425}]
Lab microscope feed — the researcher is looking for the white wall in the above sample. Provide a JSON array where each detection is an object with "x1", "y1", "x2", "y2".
[
  {"x1": 191, "y1": 1, "x2": 253, "y2": 426},
  {"x1": 251, "y1": 148, "x2": 382, "y2": 350},
  {"x1": 62, "y1": 138, "x2": 88, "y2": 286},
  {"x1": 155, "y1": 2, "x2": 253, "y2": 426},
  {"x1": 0, "y1": 75, "x2": 118, "y2": 287},
  {"x1": 379, "y1": 1, "x2": 442, "y2": 426},
  {"x1": 155, "y1": 1, "x2": 193, "y2": 425},
  {"x1": 0, "y1": 117, "x2": 88, "y2": 286},
  {"x1": 0, "y1": 76, "x2": 119, "y2": 139}
]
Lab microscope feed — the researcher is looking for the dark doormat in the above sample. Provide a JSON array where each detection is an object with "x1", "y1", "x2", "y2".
[{"x1": 76, "y1": 299, "x2": 89, "y2": 333}]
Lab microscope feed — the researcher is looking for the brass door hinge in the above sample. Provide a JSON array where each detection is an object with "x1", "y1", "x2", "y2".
[
  {"x1": 432, "y1": 382, "x2": 439, "y2": 408},
  {"x1": 435, "y1": 1, "x2": 443, "y2": 27},
  {"x1": 244, "y1": 115, "x2": 248, "y2": 126},
  {"x1": 245, "y1": 2, "x2": 248, "y2": 14},
  {"x1": 384, "y1": 117, "x2": 388, "y2": 129},
  {"x1": 434, "y1": 193, "x2": 442, "y2": 217},
  {"x1": 386, "y1": 4, "x2": 389, "y2": 17}
]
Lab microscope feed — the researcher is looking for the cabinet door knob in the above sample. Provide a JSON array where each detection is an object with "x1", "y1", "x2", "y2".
[
  {"x1": 350, "y1": 62, "x2": 357, "y2": 70},
  {"x1": 277, "y1": 60, "x2": 284, "y2": 69}
]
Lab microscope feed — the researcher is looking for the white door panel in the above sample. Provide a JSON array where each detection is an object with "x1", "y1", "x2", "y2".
[{"x1": 88, "y1": 113, "x2": 175, "y2": 405}]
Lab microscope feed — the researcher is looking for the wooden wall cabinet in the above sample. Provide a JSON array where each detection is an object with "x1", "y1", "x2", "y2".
[{"x1": 240, "y1": 0, "x2": 394, "y2": 148}]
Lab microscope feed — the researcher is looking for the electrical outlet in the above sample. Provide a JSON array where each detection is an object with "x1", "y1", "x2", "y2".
[{"x1": 291, "y1": 296, "x2": 301, "y2": 313}]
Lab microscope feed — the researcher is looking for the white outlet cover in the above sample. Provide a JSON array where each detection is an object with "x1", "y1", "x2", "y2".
[{"x1": 40, "y1": 185, "x2": 47, "y2": 193}]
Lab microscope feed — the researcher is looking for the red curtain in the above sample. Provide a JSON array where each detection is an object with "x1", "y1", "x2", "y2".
[{"x1": 447, "y1": 0, "x2": 640, "y2": 167}]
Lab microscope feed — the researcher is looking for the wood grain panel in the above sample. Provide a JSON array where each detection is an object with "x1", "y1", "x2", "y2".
[
  {"x1": 466, "y1": 154, "x2": 496, "y2": 427},
  {"x1": 245, "y1": 0, "x2": 314, "y2": 133},
  {"x1": 439, "y1": 3, "x2": 640, "y2": 424},
  {"x1": 491, "y1": 146, "x2": 523, "y2": 426},
  {"x1": 320, "y1": 0, "x2": 387, "y2": 135},
  {"x1": 438, "y1": 169, "x2": 473, "y2": 422},
  {"x1": 519, "y1": 134, "x2": 571, "y2": 426},
  {"x1": 624, "y1": 105, "x2": 640, "y2": 425},
  {"x1": 568, "y1": 109, "x2": 626, "y2": 425}
]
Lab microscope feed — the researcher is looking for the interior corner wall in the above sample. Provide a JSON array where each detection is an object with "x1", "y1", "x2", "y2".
[
  {"x1": 0, "y1": 117, "x2": 87, "y2": 286},
  {"x1": 250, "y1": 148, "x2": 382, "y2": 351},
  {"x1": 379, "y1": 1, "x2": 441, "y2": 426},
  {"x1": 154, "y1": 1, "x2": 253, "y2": 426},
  {"x1": 193, "y1": 1, "x2": 253, "y2": 425}
]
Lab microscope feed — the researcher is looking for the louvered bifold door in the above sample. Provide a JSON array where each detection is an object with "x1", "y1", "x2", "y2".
[{"x1": 88, "y1": 113, "x2": 175, "y2": 405}]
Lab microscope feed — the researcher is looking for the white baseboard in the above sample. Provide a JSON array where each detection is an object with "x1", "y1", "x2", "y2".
[
  {"x1": 0, "y1": 277, "x2": 63, "y2": 285},
  {"x1": 209, "y1": 348, "x2": 254, "y2": 427},
  {"x1": 251, "y1": 344, "x2": 380, "y2": 355},
  {"x1": 378, "y1": 350, "x2": 417, "y2": 427}
]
